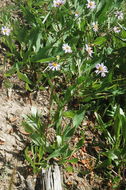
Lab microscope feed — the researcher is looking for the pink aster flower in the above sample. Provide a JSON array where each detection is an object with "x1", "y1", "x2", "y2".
[
  {"x1": 95, "y1": 63, "x2": 108, "y2": 77},
  {"x1": 1, "y1": 26, "x2": 11, "y2": 36},
  {"x1": 49, "y1": 62, "x2": 60, "y2": 71},
  {"x1": 113, "y1": 26, "x2": 121, "y2": 33},
  {"x1": 53, "y1": 0, "x2": 65, "y2": 7},
  {"x1": 86, "y1": 0, "x2": 96, "y2": 9},
  {"x1": 62, "y1": 43, "x2": 72, "y2": 53},
  {"x1": 115, "y1": 11, "x2": 123, "y2": 20}
]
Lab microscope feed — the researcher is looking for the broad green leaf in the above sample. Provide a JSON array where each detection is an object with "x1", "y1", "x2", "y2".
[
  {"x1": 17, "y1": 71, "x2": 32, "y2": 84},
  {"x1": 96, "y1": 0, "x2": 114, "y2": 23},
  {"x1": 32, "y1": 45, "x2": 52, "y2": 62},
  {"x1": 104, "y1": 150, "x2": 118, "y2": 160},
  {"x1": 48, "y1": 144, "x2": 68, "y2": 159},
  {"x1": 63, "y1": 111, "x2": 75, "y2": 118},
  {"x1": 73, "y1": 110, "x2": 85, "y2": 127},
  {"x1": 94, "y1": 37, "x2": 107, "y2": 45}
]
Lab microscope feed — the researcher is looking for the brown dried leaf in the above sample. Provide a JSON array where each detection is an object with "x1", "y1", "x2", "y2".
[{"x1": 0, "y1": 138, "x2": 5, "y2": 144}]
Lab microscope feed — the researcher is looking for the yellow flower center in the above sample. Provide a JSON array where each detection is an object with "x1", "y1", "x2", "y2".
[
  {"x1": 75, "y1": 11, "x2": 79, "y2": 15},
  {"x1": 52, "y1": 62, "x2": 58, "y2": 67},
  {"x1": 56, "y1": 2, "x2": 62, "y2": 6},
  {"x1": 66, "y1": 47, "x2": 69, "y2": 50},
  {"x1": 99, "y1": 66, "x2": 104, "y2": 71},
  {"x1": 89, "y1": 2, "x2": 94, "y2": 6},
  {"x1": 4, "y1": 29, "x2": 7, "y2": 33}
]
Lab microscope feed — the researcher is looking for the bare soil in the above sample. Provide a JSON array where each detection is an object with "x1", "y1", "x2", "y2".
[{"x1": 0, "y1": 85, "x2": 50, "y2": 190}]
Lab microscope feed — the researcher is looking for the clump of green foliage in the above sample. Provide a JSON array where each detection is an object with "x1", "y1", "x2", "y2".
[{"x1": 0, "y1": 0, "x2": 126, "y2": 188}]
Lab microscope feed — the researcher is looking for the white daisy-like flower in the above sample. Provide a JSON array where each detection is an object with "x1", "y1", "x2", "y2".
[
  {"x1": 115, "y1": 11, "x2": 123, "y2": 20},
  {"x1": 49, "y1": 62, "x2": 60, "y2": 71},
  {"x1": 1, "y1": 26, "x2": 11, "y2": 36},
  {"x1": 85, "y1": 44, "x2": 94, "y2": 57},
  {"x1": 53, "y1": 0, "x2": 65, "y2": 7},
  {"x1": 62, "y1": 43, "x2": 72, "y2": 53},
  {"x1": 95, "y1": 63, "x2": 108, "y2": 77},
  {"x1": 113, "y1": 26, "x2": 121, "y2": 33},
  {"x1": 86, "y1": 0, "x2": 96, "y2": 9},
  {"x1": 92, "y1": 22, "x2": 98, "y2": 32}
]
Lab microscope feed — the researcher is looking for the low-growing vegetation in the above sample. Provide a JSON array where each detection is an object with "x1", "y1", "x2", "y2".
[{"x1": 0, "y1": 0, "x2": 126, "y2": 189}]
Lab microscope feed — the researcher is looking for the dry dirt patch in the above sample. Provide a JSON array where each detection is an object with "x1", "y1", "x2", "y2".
[{"x1": 0, "y1": 87, "x2": 49, "y2": 190}]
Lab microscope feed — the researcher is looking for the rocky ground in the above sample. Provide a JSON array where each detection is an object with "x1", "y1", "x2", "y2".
[{"x1": 0, "y1": 84, "x2": 50, "y2": 190}]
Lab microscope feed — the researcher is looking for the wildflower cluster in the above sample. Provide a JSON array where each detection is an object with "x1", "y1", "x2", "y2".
[
  {"x1": 0, "y1": 0, "x2": 125, "y2": 82},
  {"x1": 112, "y1": 10, "x2": 123, "y2": 33},
  {"x1": 1, "y1": 1, "x2": 125, "y2": 188},
  {"x1": 49, "y1": 1, "x2": 125, "y2": 78}
]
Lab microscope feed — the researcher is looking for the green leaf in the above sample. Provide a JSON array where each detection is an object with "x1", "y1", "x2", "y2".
[
  {"x1": 25, "y1": 147, "x2": 33, "y2": 164},
  {"x1": 65, "y1": 165, "x2": 74, "y2": 172},
  {"x1": 48, "y1": 149, "x2": 61, "y2": 159},
  {"x1": 35, "y1": 32, "x2": 42, "y2": 52},
  {"x1": 25, "y1": 83, "x2": 32, "y2": 91},
  {"x1": 5, "y1": 66, "x2": 17, "y2": 77},
  {"x1": 48, "y1": 144, "x2": 68, "y2": 159},
  {"x1": 42, "y1": 12, "x2": 50, "y2": 24},
  {"x1": 73, "y1": 110, "x2": 85, "y2": 127},
  {"x1": 114, "y1": 105, "x2": 122, "y2": 146},
  {"x1": 104, "y1": 150, "x2": 118, "y2": 161},
  {"x1": 94, "y1": 37, "x2": 107, "y2": 45},
  {"x1": 32, "y1": 45, "x2": 52, "y2": 62},
  {"x1": 76, "y1": 138, "x2": 84, "y2": 149},
  {"x1": 17, "y1": 71, "x2": 32, "y2": 84},
  {"x1": 122, "y1": 116, "x2": 126, "y2": 142},
  {"x1": 64, "y1": 127, "x2": 76, "y2": 139},
  {"x1": 98, "y1": 158, "x2": 112, "y2": 168},
  {"x1": 67, "y1": 158, "x2": 78, "y2": 163},
  {"x1": 96, "y1": 0, "x2": 106, "y2": 14},
  {"x1": 63, "y1": 110, "x2": 75, "y2": 118},
  {"x1": 96, "y1": 0, "x2": 114, "y2": 23},
  {"x1": 36, "y1": 57, "x2": 56, "y2": 63}
]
